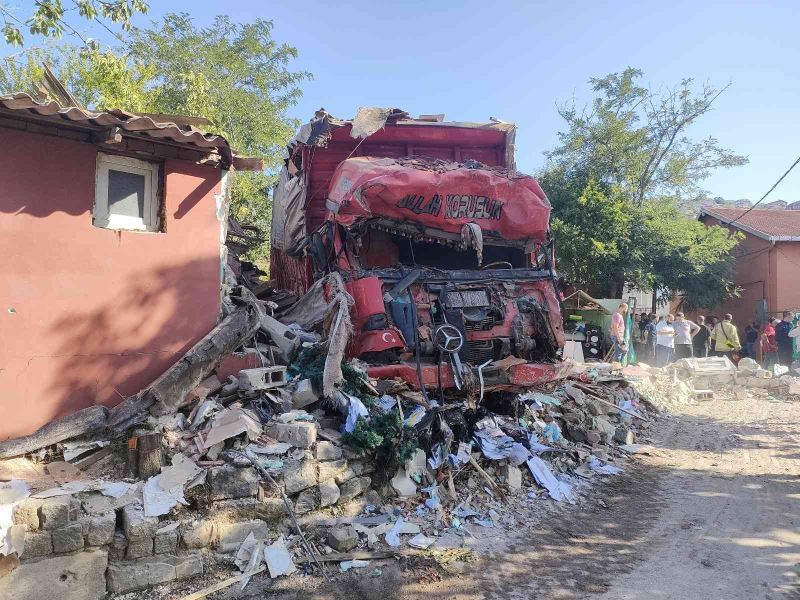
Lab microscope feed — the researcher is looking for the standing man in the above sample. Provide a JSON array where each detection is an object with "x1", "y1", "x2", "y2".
[
  {"x1": 673, "y1": 312, "x2": 700, "y2": 360},
  {"x1": 693, "y1": 315, "x2": 711, "y2": 358},
  {"x1": 610, "y1": 302, "x2": 629, "y2": 362},
  {"x1": 761, "y1": 318, "x2": 778, "y2": 368},
  {"x1": 775, "y1": 311, "x2": 795, "y2": 366},
  {"x1": 655, "y1": 314, "x2": 676, "y2": 367},
  {"x1": 710, "y1": 313, "x2": 741, "y2": 358},
  {"x1": 645, "y1": 313, "x2": 658, "y2": 363}
]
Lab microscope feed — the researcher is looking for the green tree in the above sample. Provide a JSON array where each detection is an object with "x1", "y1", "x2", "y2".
[
  {"x1": 1, "y1": 13, "x2": 310, "y2": 265},
  {"x1": 541, "y1": 68, "x2": 745, "y2": 308},
  {"x1": 1, "y1": 0, "x2": 148, "y2": 47}
]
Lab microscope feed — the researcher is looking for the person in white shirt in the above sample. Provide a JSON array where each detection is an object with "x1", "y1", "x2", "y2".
[
  {"x1": 673, "y1": 312, "x2": 701, "y2": 359},
  {"x1": 655, "y1": 314, "x2": 676, "y2": 367}
]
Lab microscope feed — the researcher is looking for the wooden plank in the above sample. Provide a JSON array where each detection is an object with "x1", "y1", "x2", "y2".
[
  {"x1": 296, "y1": 550, "x2": 401, "y2": 564},
  {"x1": 178, "y1": 567, "x2": 265, "y2": 600},
  {"x1": 0, "y1": 406, "x2": 108, "y2": 460},
  {"x1": 137, "y1": 433, "x2": 163, "y2": 478}
]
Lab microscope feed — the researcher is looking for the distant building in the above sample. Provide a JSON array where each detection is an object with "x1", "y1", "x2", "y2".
[{"x1": 698, "y1": 207, "x2": 800, "y2": 325}]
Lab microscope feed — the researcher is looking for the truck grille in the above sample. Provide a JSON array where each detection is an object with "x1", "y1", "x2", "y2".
[
  {"x1": 464, "y1": 316, "x2": 496, "y2": 331},
  {"x1": 464, "y1": 339, "x2": 494, "y2": 364},
  {"x1": 445, "y1": 290, "x2": 489, "y2": 308}
]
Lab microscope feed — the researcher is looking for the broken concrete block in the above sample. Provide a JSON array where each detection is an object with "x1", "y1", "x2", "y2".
[
  {"x1": 38, "y1": 496, "x2": 71, "y2": 530},
  {"x1": 126, "y1": 536, "x2": 154, "y2": 559},
  {"x1": 181, "y1": 519, "x2": 216, "y2": 549},
  {"x1": 283, "y1": 459, "x2": 318, "y2": 495},
  {"x1": 84, "y1": 511, "x2": 116, "y2": 546},
  {"x1": 292, "y1": 378, "x2": 319, "y2": 409},
  {"x1": 327, "y1": 525, "x2": 358, "y2": 552},
  {"x1": 13, "y1": 498, "x2": 41, "y2": 531},
  {"x1": 266, "y1": 421, "x2": 317, "y2": 449},
  {"x1": 503, "y1": 465, "x2": 522, "y2": 491},
  {"x1": 208, "y1": 465, "x2": 260, "y2": 500},
  {"x1": 175, "y1": 552, "x2": 204, "y2": 579},
  {"x1": 52, "y1": 522, "x2": 84, "y2": 553},
  {"x1": 390, "y1": 467, "x2": 417, "y2": 498},
  {"x1": 0, "y1": 549, "x2": 108, "y2": 600},
  {"x1": 109, "y1": 530, "x2": 128, "y2": 561},
  {"x1": 339, "y1": 476, "x2": 371, "y2": 503},
  {"x1": 217, "y1": 519, "x2": 269, "y2": 552},
  {"x1": 106, "y1": 552, "x2": 204, "y2": 594},
  {"x1": 315, "y1": 440, "x2": 343, "y2": 461},
  {"x1": 22, "y1": 530, "x2": 53, "y2": 558},
  {"x1": 238, "y1": 366, "x2": 287, "y2": 391},
  {"x1": 294, "y1": 489, "x2": 318, "y2": 515},
  {"x1": 154, "y1": 529, "x2": 179, "y2": 554},
  {"x1": 318, "y1": 458, "x2": 348, "y2": 482},
  {"x1": 122, "y1": 504, "x2": 159, "y2": 540},
  {"x1": 319, "y1": 479, "x2": 340, "y2": 507}
]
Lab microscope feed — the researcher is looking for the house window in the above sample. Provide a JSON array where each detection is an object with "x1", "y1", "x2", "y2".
[{"x1": 94, "y1": 153, "x2": 161, "y2": 231}]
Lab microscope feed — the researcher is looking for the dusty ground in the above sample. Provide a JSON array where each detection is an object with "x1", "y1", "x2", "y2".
[{"x1": 157, "y1": 393, "x2": 800, "y2": 600}]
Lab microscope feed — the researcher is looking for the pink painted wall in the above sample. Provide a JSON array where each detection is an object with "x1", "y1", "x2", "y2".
[
  {"x1": 0, "y1": 128, "x2": 223, "y2": 439},
  {"x1": 700, "y1": 214, "x2": 800, "y2": 325}
]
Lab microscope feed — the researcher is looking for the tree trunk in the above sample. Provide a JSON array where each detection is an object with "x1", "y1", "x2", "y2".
[
  {"x1": 0, "y1": 405, "x2": 108, "y2": 459},
  {"x1": 136, "y1": 433, "x2": 163, "y2": 478},
  {"x1": 147, "y1": 306, "x2": 259, "y2": 416}
]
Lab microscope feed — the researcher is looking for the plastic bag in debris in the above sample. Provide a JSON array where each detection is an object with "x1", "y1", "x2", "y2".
[
  {"x1": 377, "y1": 395, "x2": 398, "y2": 413},
  {"x1": 385, "y1": 517, "x2": 405, "y2": 547},
  {"x1": 421, "y1": 484, "x2": 441, "y2": 510},
  {"x1": 344, "y1": 395, "x2": 370, "y2": 433},
  {"x1": 473, "y1": 417, "x2": 516, "y2": 460},
  {"x1": 427, "y1": 444, "x2": 444, "y2": 470},
  {"x1": 526, "y1": 456, "x2": 575, "y2": 503},
  {"x1": 508, "y1": 442, "x2": 532, "y2": 466},
  {"x1": 519, "y1": 391, "x2": 562, "y2": 409},
  {"x1": 542, "y1": 422, "x2": 561, "y2": 444},
  {"x1": 449, "y1": 442, "x2": 472, "y2": 467},
  {"x1": 528, "y1": 433, "x2": 554, "y2": 454},
  {"x1": 588, "y1": 456, "x2": 623, "y2": 475}
]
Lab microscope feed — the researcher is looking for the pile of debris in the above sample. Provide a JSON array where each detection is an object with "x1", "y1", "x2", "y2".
[
  {"x1": 624, "y1": 356, "x2": 800, "y2": 406},
  {"x1": 0, "y1": 230, "x2": 662, "y2": 597}
]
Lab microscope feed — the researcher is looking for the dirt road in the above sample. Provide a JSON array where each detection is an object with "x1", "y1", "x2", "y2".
[{"x1": 164, "y1": 394, "x2": 800, "y2": 600}]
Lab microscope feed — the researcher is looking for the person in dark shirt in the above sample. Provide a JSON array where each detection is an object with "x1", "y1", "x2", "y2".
[
  {"x1": 692, "y1": 315, "x2": 711, "y2": 358},
  {"x1": 775, "y1": 311, "x2": 795, "y2": 366},
  {"x1": 745, "y1": 321, "x2": 760, "y2": 358},
  {"x1": 644, "y1": 313, "x2": 658, "y2": 363}
]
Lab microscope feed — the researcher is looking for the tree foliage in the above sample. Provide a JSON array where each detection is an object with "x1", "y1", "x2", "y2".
[
  {"x1": 1, "y1": 13, "x2": 310, "y2": 265},
  {"x1": 541, "y1": 68, "x2": 745, "y2": 309},
  {"x1": 1, "y1": 0, "x2": 148, "y2": 47}
]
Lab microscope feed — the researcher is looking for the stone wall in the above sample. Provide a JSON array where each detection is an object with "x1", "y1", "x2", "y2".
[{"x1": 3, "y1": 429, "x2": 372, "y2": 597}]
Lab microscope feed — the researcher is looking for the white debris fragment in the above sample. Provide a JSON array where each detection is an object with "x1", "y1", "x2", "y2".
[
  {"x1": 526, "y1": 456, "x2": 575, "y2": 503},
  {"x1": 408, "y1": 533, "x2": 437, "y2": 549},
  {"x1": 264, "y1": 536, "x2": 297, "y2": 578},
  {"x1": 0, "y1": 479, "x2": 30, "y2": 557},
  {"x1": 340, "y1": 559, "x2": 370, "y2": 572}
]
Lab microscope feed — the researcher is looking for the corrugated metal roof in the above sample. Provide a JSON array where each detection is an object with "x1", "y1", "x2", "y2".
[
  {"x1": 0, "y1": 92, "x2": 236, "y2": 166},
  {"x1": 700, "y1": 206, "x2": 800, "y2": 241}
]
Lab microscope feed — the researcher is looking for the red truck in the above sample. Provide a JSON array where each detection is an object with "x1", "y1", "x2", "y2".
[{"x1": 271, "y1": 109, "x2": 565, "y2": 391}]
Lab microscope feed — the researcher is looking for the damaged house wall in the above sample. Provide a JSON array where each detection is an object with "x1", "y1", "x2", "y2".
[{"x1": 0, "y1": 127, "x2": 225, "y2": 440}]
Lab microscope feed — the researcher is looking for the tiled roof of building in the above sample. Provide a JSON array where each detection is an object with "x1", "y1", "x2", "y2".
[{"x1": 699, "y1": 206, "x2": 800, "y2": 241}]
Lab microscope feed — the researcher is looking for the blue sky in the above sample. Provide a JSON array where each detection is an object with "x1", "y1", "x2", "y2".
[{"x1": 3, "y1": 0, "x2": 799, "y2": 201}]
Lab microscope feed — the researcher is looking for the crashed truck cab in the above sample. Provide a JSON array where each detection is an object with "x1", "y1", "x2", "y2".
[{"x1": 271, "y1": 109, "x2": 566, "y2": 392}]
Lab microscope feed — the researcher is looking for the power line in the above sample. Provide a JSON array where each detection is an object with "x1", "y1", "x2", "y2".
[{"x1": 724, "y1": 153, "x2": 800, "y2": 228}]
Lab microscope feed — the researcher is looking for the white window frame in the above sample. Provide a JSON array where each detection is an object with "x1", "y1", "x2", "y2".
[{"x1": 94, "y1": 153, "x2": 161, "y2": 232}]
